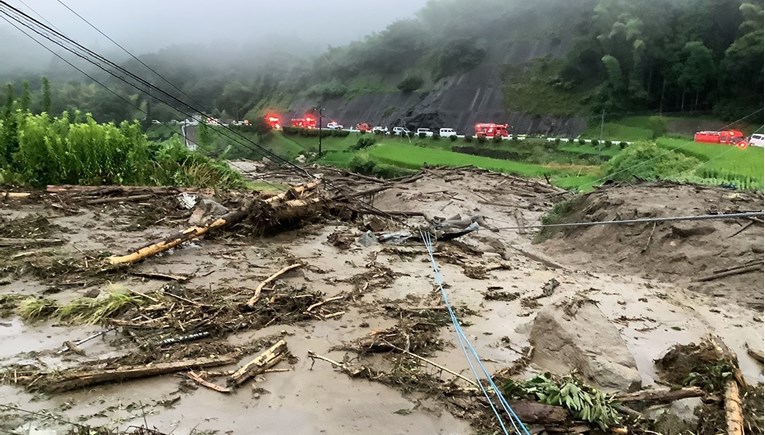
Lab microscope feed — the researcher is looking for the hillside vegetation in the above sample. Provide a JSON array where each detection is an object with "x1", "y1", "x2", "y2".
[{"x1": 1, "y1": 0, "x2": 761, "y2": 125}]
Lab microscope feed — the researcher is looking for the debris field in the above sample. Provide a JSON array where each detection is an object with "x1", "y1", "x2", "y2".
[{"x1": 0, "y1": 164, "x2": 762, "y2": 434}]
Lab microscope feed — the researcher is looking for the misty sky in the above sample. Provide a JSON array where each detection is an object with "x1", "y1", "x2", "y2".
[{"x1": 4, "y1": 0, "x2": 429, "y2": 53}]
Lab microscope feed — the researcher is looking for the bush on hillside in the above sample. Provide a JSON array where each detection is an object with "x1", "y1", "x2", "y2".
[
  {"x1": 464, "y1": 135, "x2": 474, "y2": 143},
  {"x1": 477, "y1": 135, "x2": 487, "y2": 144},
  {"x1": 418, "y1": 132, "x2": 427, "y2": 138},
  {"x1": 604, "y1": 140, "x2": 613, "y2": 147},
  {"x1": 603, "y1": 142, "x2": 700, "y2": 182},
  {"x1": 282, "y1": 126, "x2": 300, "y2": 136},
  {"x1": 331, "y1": 129, "x2": 350, "y2": 137},
  {"x1": 432, "y1": 133, "x2": 441, "y2": 140},
  {"x1": 450, "y1": 134, "x2": 458, "y2": 142},
  {"x1": 397, "y1": 74, "x2": 424, "y2": 93},
  {"x1": 618, "y1": 141, "x2": 628, "y2": 149},
  {"x1": 591, "y1": 139, "x2": 599, "y2": 147},
  {"x1": 579, "y1": 138, "x2": 587, "y2": 145},
  {"x1": 407, "y1": 131, "x2": 416, "y2": 138},
  {"x1": 493, "y1": 135, "x2": 503, "y2": 143}
]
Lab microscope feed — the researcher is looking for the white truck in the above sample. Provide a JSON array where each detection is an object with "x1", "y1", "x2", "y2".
[
  {"x1": 392, "y1": 126, "x2": 410, "y2": 136},
  {"x1": 439, "y1": 128, "x2": 457, "y2": 138},
  {"x1": 416, "y1": 128, "x2": 433, "y2": 137}
]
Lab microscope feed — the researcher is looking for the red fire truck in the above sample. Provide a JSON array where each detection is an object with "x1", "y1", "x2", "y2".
[
  {"x1": 356, "y1": 122, "x2": 372, "y2": 132},
  {"x1": 693, "y1": 130, "x2": 746, "y2": 146},
  {"x1": 475, "y1": 123, "x2": 510, "y2": 138},
  {"x1": 290, "y1": 115, "x2": 317, "y2": 129},
  {"x1": 264, "y1": 115, "x2": 281, "y2": 130}
]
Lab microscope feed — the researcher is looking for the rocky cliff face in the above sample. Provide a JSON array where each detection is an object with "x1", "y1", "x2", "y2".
[{"x1": 285, "y1": 3, "x2": 591, "y2": 137}]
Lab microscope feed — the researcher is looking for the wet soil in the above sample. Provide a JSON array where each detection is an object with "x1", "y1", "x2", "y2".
[{"x1": 0, "y1": 170, "x2": 762, "y2": 434}]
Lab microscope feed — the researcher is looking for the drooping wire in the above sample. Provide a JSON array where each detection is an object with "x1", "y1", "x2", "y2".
[{"x1": 420, "y1": 230, "x2": 530, "y2": 434}]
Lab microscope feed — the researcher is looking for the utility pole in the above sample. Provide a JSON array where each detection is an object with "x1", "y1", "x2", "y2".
[
  {"x1": 599, "y1": 109, "x2": 605, "y2": 141},
  {"x1": 318, "y1": 106, "x2": 323, "y2": 156}
]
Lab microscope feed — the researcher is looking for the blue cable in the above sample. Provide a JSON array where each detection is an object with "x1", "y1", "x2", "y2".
[{"x1": 421, "y1": 231, "x2": 531, "y2": 435}]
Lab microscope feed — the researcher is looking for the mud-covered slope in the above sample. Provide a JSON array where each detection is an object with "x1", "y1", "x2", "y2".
[{"x1": 540, "y1": 183, "x2": 764, "y2": 309}]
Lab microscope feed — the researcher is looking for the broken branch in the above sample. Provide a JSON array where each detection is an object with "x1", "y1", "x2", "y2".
[
  {"x1": 227, "y1": 340, "x2": 288, "y2": 387},
  {"x1": 246, "y1": 264, "x2": 303, "y2": 308}
]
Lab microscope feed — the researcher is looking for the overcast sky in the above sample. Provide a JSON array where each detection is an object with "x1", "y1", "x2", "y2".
[{"x1": 4, "y1": 0, "x2": 429, "y2": 53}]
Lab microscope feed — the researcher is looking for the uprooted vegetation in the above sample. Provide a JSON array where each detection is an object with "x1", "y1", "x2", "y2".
[{"x1": 655, "y1": 335, "x2": 764, "y2": 435}]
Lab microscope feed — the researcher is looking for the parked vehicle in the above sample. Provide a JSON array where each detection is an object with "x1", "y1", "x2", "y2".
[
  {"x1": 291, "y1": 115, "x2": 317, "y2": 129},
  {"x1": 694, "y1": 130, "x2": 746, "y2": 145},
  {"x1": 392, "y1": 126, "x2": 410, "y2": 136},
  {"x1": 439, "y1": 128, "x2": 457, "y2": 138},
  {"x1": 416, "y1": 128, "x2": 433, "y2": 137},
  {"x1": 264, "y1": 115, "x2": 280, "y2": 130},
  {"x1": 748, "y1": 133, "x2": 764, "y2": 147},
  {"x1": 372, "y1": 126, "x2": 389, "y2": 134},
  {"x1": 326, "y1": 121, "x2": 343, "y2": 130},
  {"x1": 475, "y1": 123, "x2": 509, "y2": 138},
  {"x1": 356, "y1": 122, "x2": 372, "y2": 132}
]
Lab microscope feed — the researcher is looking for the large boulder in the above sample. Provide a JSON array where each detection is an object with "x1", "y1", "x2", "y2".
[{"x1": 529, "y1": 298, "x2": 642, "y2": 392}]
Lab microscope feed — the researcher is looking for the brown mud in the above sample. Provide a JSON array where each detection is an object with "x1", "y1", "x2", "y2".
[{"x1": 0, "y1": 167, "x2": 762, "y2": 434}]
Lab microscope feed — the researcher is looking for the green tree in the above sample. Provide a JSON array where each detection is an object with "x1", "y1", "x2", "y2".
[
  {"x1": 674, "y1": 41, "x2": 715, "y2": 110},
  {"x1": 20, "y1": 81, "x2": 30, "y2": 112},
  {"x1": 4, "y1": 83, "x2": 14, "y2": 117},
  {"x1": 41, "y1": 77, "x2": 51, "y2": 115}
]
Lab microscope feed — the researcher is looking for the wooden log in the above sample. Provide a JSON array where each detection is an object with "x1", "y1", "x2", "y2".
[
  {"x1": 108, "y1": 181, "x2": 321, "y2": 265},
  {"x1": 86, "y1": 194, "x2": 154, "y2": 205},
  {"x1": 1, "y1": 192, "x2": 32, "y2": 199},
  {"x1": 506, "y1": 400, "x2": 568, "y2": 424},
  {"x1": 187, "y1": 370, "x2": 232, "y2": 393},
  {"x1": 245, "y1": 264, "x2": 303, "y2": 308},
  {"x1": 724, "y1": 380, "x2": 745, "y2": 435},
  {"x1": 43, "y1": 355, "x2": 237, "y2": 393},
  {"x1": 227, "y1": 340, "x2": 288, "y2": 387},
  {"x1": 695, "y1": 264, "x2": 762, "y2": 282},
  {"x1": 614, "y1": 386, "x2": 705, "y2": 404}
]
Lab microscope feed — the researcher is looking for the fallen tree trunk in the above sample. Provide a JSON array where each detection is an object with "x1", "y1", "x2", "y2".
[
  {"x1": 725, "y1": 380, "x2": 745, "y2": 435},
  {"x1": 108, "y1": 181, "x2": 321, "y2": 265},
  {"x1": 41, "y1": 355, "x2": 238, "y2": 393},
  {"x1": 227, "y1": 340, "x2": 288, "y2": 387},
  {"x1": 695, "y1": 264, "x2": 762, "y2": 282},
  {"x1": 615, "y1": 386, "x2": 705, "y2": 404}
]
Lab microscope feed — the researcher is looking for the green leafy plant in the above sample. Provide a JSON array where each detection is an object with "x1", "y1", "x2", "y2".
[{"x1": 502, "y1": 374, "x2": 621, "y2": 431}]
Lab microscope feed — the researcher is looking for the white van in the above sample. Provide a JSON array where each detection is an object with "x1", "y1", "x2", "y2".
[
  {"x1": 439, "y1": 128, "x2": 457, "y2": 138},
  {"x1": 748, "y1": 134, "x2": 764, "y2": 147}
]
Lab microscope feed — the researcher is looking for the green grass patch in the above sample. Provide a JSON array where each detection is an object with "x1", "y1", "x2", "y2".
[
  {"x1": 17, "y1": 297, "x2": 58, "y2": 322},
  {"x1": 657, "y1": 138, "x2": 764, "y2": 189},
  {"x1": 503, "y1": 58, "x2": 593, "y2": 116},
  {"x1": 368, "y1": 142, "x2": 597, "y2": 180}
]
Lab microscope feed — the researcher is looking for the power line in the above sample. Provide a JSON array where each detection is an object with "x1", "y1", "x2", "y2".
[
  {"x1": 494, "y1": 211, "x2": 764, "y2": 232},
  {"x1": 0, "y1": 1, "x2": 310, "y2": 177}
]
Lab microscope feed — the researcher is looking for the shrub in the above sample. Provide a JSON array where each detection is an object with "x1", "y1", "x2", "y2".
[
  {"x1": 349, "y1": 156, "x2": 376, "y2": 175},
  {"x1": 569, "y1": 138, "x2": 576, "y2": 143},
  {"x1": 397, "y1": 74, "x2": 424, "y2": 93},
  {"x1": 374, "y1": 130, "x2": 385, "y2": 136},
  {"x1": 618, "y1": 141, "x2": 628, "y2": 149},
  {"x1": 591, "y1": 139, "x2": 599, "y2": 147},
  {"x1": 449, "y1": 134, "x2": 458, "y2": 142},
  {"x1": 418, "y1": 132, "x2": 427, "y2": 138},
  {"x1": 604, "y1": 140, "x2": 613, "y2": 148},
  {"x1": 407, "y1": 131, "x2": 415, "y2": 138},
  {"x1": 579, "y1": 138, "x2": 586, "y2": 145},
  {"x1": 554, "y1": 137, "x2": 561, "y2": 145},
  {"x1": 477, "y1": 135, "x2": 487, "y2": 144},
  {"x1": 351, "y1": 136, "x2": 377, "y2": 150},
  {"x1": 464, "y1": 135, "x2": 474, "y2": 143},
  {"x1": 432, "y1": 133, "x2": 441, "y2": 140},
  {"x1": 331, "y1": 129, "x2": 350, "y2": 137},
  {"x1": 493, "y1": 135, "x2": 503, "y2": 144},
  {"x1": 604, "y1": 142, "x2": 700, "y2": 182},
  {"x1": 282, "y1": 126, "x2": 299, "y2": 136}
]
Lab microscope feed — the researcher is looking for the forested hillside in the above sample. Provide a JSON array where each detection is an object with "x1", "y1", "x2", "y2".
[{"x1": 1, "y1": 0, "x2": 761, "y2": 128}]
